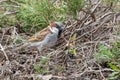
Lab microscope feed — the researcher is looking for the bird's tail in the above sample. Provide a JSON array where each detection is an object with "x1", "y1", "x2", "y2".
[{"x1": 13, "y1": 43, "x2": 30, "y2": 51}]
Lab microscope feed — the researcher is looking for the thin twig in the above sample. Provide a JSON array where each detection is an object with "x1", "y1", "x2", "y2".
[
  {"x1": 0, "y1": 0, "x2": 7, "y2": 3},
  {"x1": 3, "y1": 11, "x2": 19, "y2": 16},
  {"x1": 0, "y1": 44, "x2": 9, "y2": 61}
]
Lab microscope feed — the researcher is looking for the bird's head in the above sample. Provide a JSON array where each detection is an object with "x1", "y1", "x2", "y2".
[{"x1": 49, "y1": 22, "x2": 64, "y2": 37}]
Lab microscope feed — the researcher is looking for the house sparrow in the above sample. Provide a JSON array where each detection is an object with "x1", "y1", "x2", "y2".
[{"x1": 14, "y1": 22, "x2": 64, "y2": 51}]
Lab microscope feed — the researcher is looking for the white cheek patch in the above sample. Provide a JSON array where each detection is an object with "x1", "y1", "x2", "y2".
[{"x1": 48, "y1": 26, "x2": 59, "y2": 35}]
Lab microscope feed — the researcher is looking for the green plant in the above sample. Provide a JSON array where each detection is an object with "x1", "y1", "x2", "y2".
[
  {"x1": 34, "y1": 64, "x2": 48, "y2": 74},
  {"x1": 40, "y1": 56, "x2": 50, "y2": 65},
  {"x1": 103, "y1": 0, "x2": 119, "y2": 12},
  {"x1": 64, "y1": 0, "x2": 84, "y2": 18},
  {"x1": 94, "y1": 42, "x2": 120, "y2": 79},
  {"x1": 0, "y1": 16, "x2": 16, "y2": 27},
  {"x1": 94, "y1": 44, "x2": 115, "y2": 63},
  {"x1": 70, "y1": 33, "x2": 77, "y2": 56},
  {"x1": 54, "y1": 65, "x2": 65, "y2": 73},
  {"x1": 111, "y1": 42, "x2": 120, "y2": 57},
  {"x1": 66, "y1": 33, "x2": 77, "y2": 57},
  {"x1": 103, "y1": 0, "x2": 118, "y2": 5},
  {"x1": 34, "y1": 56, "x2": 50, "y2": 74},
  {"x1": 107, "y1": 42, "x2": 120, "y2": 80},
  {"x1": 0, "y1": 1, "x2": 18, "y2": 27},
  {"x1": 15, "y1": 38, "x2": 23, "y2": 44},
  {"x1": 107, "y1": 72, "x2": 120, "y2": 80},
  {"x1": 107, "y1": 63, "x2": 120, "y2": 80},
  {"x1": 17, "y1": 0, "x2": 65, "y2": 32}
]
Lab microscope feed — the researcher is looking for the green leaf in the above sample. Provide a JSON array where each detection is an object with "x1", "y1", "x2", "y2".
[
  {"x1": 72, "y1": 48, "x2": 77, "y2": 56},
  {"x1": 34, "y1": 64, "x2": 40, "y2": 73},
  {"x1": 72, "y1": 33, "x2": 77, "y2": 41},
  {"x1": 108, "y1": 72, "x2": 120, "y2": 80},
  {"x1": 109, "y1": 63, "x2": 120, "y2": 71},
  {"x1": 40, "y1": 56, "x2": 50, "y2": 65}
]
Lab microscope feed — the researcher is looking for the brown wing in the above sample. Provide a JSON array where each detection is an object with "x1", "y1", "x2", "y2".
[{"x1": 28, "y1": 27, "x2": 52, "y2": 42}]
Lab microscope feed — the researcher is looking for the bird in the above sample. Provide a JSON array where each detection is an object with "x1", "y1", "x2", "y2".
[{"x1": 14, "y1": 22, "x2": 64, "y2": 51}]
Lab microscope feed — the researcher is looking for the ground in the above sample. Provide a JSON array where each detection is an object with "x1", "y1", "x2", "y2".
[{"x1": 0, "y1": 0, "x2": 120, "y2": 80}]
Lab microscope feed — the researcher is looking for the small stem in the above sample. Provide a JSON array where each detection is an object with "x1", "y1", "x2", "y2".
[{"x1": 0, "y1": 44, "x2": 9, "y2": 61}]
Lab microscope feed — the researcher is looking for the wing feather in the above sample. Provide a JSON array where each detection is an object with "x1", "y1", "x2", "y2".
[{"x1": 28, "y1": 27, "x2": 52, "y2": 42}]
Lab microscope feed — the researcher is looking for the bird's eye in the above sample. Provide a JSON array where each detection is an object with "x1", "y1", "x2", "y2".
[{"x1": 56, "y1": 24, "x2": 60, "y2": 29}]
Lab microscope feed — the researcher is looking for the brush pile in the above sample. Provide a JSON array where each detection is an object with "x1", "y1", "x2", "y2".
[{"x1": 0, "y1": 0, "x2": 120, "y2": 80}]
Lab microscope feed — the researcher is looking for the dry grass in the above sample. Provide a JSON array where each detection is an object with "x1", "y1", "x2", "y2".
[{"x1": 0, "y1": 0, "x2": 120, "y2": 80}]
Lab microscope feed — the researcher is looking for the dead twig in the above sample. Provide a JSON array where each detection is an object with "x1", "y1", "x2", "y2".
[
  {"x1": 0, "y1": 0, "x2": 7, "y2": 3},
  {"x1": 0, "y1": 44, "x2": 9, "y2": 61},
  {"x1": 3, "y1": 11, "x2": 19, "y2": 16}
]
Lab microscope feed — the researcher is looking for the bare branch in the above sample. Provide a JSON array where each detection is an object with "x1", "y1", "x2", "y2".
[{"x1": 0, "y1": 44, "x2": 9, "y2": 61}]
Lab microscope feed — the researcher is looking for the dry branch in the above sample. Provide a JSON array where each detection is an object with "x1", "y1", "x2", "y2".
[
  {"x1": 0, "y1": 44, "x2": 9, "y2": 61},
  {"x1": 0, "y1": 0, "x2": 120, "y2": 80}
]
